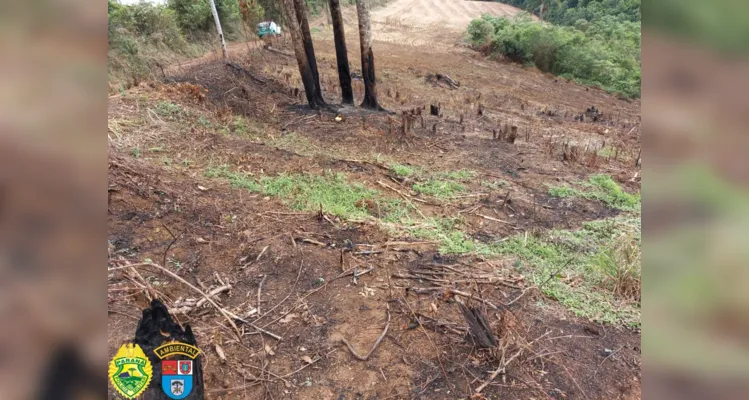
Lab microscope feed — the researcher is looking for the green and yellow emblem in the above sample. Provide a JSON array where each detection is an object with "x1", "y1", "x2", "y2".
[{"x1": 108, "y1": 343, "x2": 153, "y2": 399}]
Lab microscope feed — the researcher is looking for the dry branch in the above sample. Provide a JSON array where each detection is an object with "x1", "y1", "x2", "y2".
[
  {"x1": 476, "y1": 213, "x2": 513, "y2": 225},
  {"x1": 171, "y1": 284, "x2": 232, "y2": 314},
  {"x1": 263, "y1": 45, "x2": 293, "y2": 57},
  {"x1": 109, "y1": 262, "x2": 243, "y2": 338},
  {"x1": 409, "y1": 287, "x2": 500, "y2": 310},
  {"x1": 340, "y1": 306, "x2": 390, "y2": 361},
  {"x1": 474, "y1": 348, "x2": 524, "y2": 393}
]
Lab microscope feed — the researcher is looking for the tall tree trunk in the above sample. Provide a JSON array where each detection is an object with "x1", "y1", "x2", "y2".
[
  {"x1": 355, "y1": 0, "x2": 381, "y2": 110},
  {"x1": 329, "y1": 0, "x2": 354, "y2": 105},
  {"x1": 293, "y1": 0, "x2": 325, "y2": 105},
  {"x1": 208, "y1": 0, "x2": 228, "y2": 59},
  {"x1": 281, "y1": 0, "x2": 321, "y2": 108}
]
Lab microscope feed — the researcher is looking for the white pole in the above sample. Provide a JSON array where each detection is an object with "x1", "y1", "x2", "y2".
[{"x1": 208, "y1": 0, "x2": 228, "y2": 59}]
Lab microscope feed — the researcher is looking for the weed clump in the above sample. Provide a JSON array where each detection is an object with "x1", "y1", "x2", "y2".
[
  {"x1": 549, "y1": 174, "x2": 640, "y2": 211},
  {"x1": 389, "y1": 163, "x2": 417, "y2": 178},
  {"x1": 413, "y1": 179, "x2": 466, "y2": 199}
]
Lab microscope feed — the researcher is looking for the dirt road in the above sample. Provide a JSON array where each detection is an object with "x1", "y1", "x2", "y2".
[
  {"x1": 372, "y1": 0, "x2": 529, "y2": 30},
  {"x1": 334, "y1": 0, "x2": 534, "y2": 48}
]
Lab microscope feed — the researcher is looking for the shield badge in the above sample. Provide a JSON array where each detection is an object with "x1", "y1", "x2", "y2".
[{"x1": 161, "y1": 360, "x2": 193, "y2": 399}]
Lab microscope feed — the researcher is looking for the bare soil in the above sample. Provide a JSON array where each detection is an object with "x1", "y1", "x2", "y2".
[{"x1": 108, "y1": 2, "x2": 641, "y2": 399}]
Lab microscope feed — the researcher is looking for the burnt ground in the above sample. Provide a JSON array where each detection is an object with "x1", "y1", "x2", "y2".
[{"x1": 108, "y1": 28, "x2": 641, "y2": 400}]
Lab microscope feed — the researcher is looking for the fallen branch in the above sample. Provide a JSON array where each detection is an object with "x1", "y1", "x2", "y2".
[
  {"x1": 410, "y1": 287, "x2": 499, "y2": 310},
  {"x1": 300, "y1": 238, "x2": 327, "y2": 247},
  {"x1": 340, "y1": 306, "x2": 391, "y2": 361},
  {"x1": 171, "y1": 285, "x2": 232, "y2": 314},
  {"x1": 376, "y1": 180, "x2": 428, "y2": 204},
  {"x1": 257, "y1": 274, "x2": 267, "y2": 315},
  {"x1": 108, "y1": 262, "x2": 242, "y2": 339},
  {"x1": 253, "y1": 260, "x2": 304, "y2": 323},
  {"x1": 264, "y1": 45, "x2": 293, "y2": 57},
  {"x1": 414, "y1": 313, "x2": 467, "y2": 336},
  {"x1": 476, "y1": 213, "x2": 513, "y2": 225},
  {"x1": 436, "y1": 73, "x2": 460, "y2": 89},
  {"x1": 475, "y1": 348, "x2": 524, "y2": 393},
  {"x1": 222, "y1": 309, "x2": 282, "y2": 341}
]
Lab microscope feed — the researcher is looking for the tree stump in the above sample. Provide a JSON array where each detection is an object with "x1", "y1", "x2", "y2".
[
  {"x1": 506, "y1": 126, "x2": 518, "y2": 144},
  {"x1": 430, "y1": 104, "x2": 440, "y2": 116},
  {"x1": 459, "y1": 303, "x2": 498, "y2": 348}
]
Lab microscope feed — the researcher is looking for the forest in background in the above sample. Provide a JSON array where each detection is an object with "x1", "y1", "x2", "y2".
[{"x1": 468, "y1": 0, "x2": 641, "y2": 97}]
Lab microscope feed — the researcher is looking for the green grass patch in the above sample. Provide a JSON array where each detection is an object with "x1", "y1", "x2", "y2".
[
  {"x1": 549, "y1": 174, "x2": 640, "y2": 211},
  {"x1": 389, "y1": 163, "x2": 418, "y2": 178},
  {"x1": 548, "y1": 186, "x2": 583, "y2": 198},
  {"x1": 205, "y1": 166, "x2": 408, "y2": 220},
  {"x1": 413, "y1": 179, "x2": 466, "y2": 199},
  {"x1": 437, "y1": 169, "x2": 477, "y2": 181},
  {"x1": 404, "y1": 216, "x2": 477, "y2": 254},
  {"x1": 261, "y1": 173, "x2": 379, "y2": 219},
  {"x1": 491, "y1": 215, "x2": 641, "y2": 326},
  {"x1": 205, "y1": 165, "x2": 262, "y2": 191}
]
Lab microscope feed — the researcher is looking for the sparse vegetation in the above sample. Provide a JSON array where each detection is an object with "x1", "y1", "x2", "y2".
[
  {"x1": 437, "y1": 169, "x2": 477, "y2": 181},
  {"x1": 413, "y1": 179, "x2": 466, "y2": 199},
  {"x1": 492, "y1": 216, "x2": 641, "y2": 325},
  {"x1": 154, "y1": 101, "x2": 184, "y2": 119},
  {"x1": 481, "y1": 179, "x2": 508, "y2": 190},
  {"x1": 405, "y1": 216, "x2": 477, "y2": 254},
  {"x1": 389, "y1": 163, "x2": 417, "y2": 178},
  {"x1": 407, "y1": 169, "x2": 476, "y2": 199},
  {"x1": 549, "y1": 174, "x2": 640, "y2": 211}
]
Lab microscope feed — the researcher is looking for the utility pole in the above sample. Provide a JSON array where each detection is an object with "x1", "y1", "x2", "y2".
[
  {"x1": 208, "y1": 0, "x2": 228, "y2": 59},
  {"x1": 539, "y1": 2, "x2": 545, "y2": 23}
]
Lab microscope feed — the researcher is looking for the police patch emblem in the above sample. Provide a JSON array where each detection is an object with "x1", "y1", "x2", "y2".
[
  {"x1": 155, "y1": 341, "x2": 201, "y2": 399},
  {"x1": 108, "y1": 343, "x2": 153, "y2": 399}
]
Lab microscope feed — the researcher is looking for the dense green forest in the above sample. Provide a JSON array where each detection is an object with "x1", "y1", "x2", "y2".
[{"x1": 468, "y1": 0, "x2": 641, "y2": 98}]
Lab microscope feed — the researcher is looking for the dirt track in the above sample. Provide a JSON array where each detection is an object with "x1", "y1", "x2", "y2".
[
  {"x1": 339, "y1": 0, "x2": 534, "y2": 48},
  {"x1": 109, "y1": 1, "x2": 641, "y2": 399},
  {"x1": 372, "y1": 0, "x2": 529, "y2": 30}
]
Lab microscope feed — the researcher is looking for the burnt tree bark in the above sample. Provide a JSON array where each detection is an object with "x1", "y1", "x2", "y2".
[
  {"x1": 281, "y1": 0, "x2": 323, "y2": 109},
  {"x1": 293, "y1": 0, "x2": 325, "y2": 105},
  {"x1": 459, "y1": 303, "x2": 498, "y2": 348},
  {"x1": 329, "y1": 0, "x2": 354, "y2": 104},
  {"x1": 356, "y1": 0, "x2": 382, "y2": 110}
]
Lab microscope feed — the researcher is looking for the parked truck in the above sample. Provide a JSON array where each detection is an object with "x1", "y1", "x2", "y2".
[{"x1": 256, "y1": 21, "x2": 281, "y2": 38}]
